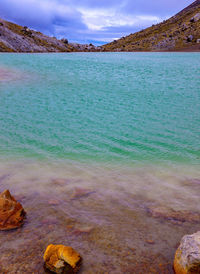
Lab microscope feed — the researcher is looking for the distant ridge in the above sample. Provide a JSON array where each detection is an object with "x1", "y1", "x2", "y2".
[
  {"x1": 0, "y1": 18, "x2": 99, "y2": 52},
  {"x1": 103, "y1": 0, "x2": 200, "y2": 52}
]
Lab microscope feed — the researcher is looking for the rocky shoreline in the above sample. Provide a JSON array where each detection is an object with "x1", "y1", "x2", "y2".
[
  {"x1": 0, "y1": 189, "x2": 82, "y2": 273},
  {"x1": 1, "y1": 184, "x2": 200, "y2": 273}
]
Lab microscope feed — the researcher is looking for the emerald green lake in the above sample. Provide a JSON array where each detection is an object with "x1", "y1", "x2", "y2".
[{"x1": 0, "y1": 52, "x2": 199, "y2": 165}]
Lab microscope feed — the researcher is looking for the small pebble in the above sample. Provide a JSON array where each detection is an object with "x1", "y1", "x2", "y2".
[
  {"x1": 48, "y1": 199, "x2": 60, "y2": 205},
  {"x1": 146, "y1": 239, "x2": 155, "y2": 245}
]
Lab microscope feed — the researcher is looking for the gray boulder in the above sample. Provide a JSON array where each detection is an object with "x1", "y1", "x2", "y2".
[
  {"x1": 190, "y1": 13, "x2": 200, "y2": 23},
  {"x1": 187, "y1": 35, "x2": 193, "y2": 42},
  {"x1": 61, "y1": 38, "x2": 68, "y2": 44}
]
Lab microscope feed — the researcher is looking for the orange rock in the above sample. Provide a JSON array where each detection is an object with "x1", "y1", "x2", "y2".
[
  {"x1": 145, "y1": 239, "x2": 155, "y2": 245},
  {"x1": 44, "y1": 244, "x2": 82, "y2": 273},
  {"x1": 0, "y1": 189, "x2": 26, "y2": 230}
]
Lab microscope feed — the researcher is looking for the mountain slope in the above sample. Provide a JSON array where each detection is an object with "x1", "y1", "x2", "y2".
[
  {"x1": 0, "y1": 18, "x2": 74, "y2": 52},
  {"x1": 0, "y1": 18, "x2": 99, "y2": 52},
  {"x1": 103, "y1": 0, "x2": 200, "y2": 52}
]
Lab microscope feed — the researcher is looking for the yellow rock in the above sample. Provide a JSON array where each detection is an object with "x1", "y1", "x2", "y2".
[{"x1": 44, "y1": 244, "x2": 82, "y2": 273}]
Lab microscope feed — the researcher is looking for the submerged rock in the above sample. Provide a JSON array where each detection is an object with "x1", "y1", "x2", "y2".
[
  {"x1": 70, "y1": 188, "x2": 95, "y2": 200},
  {"x1": 44, "y1": 244, "x2": 82, "y2": 274},
  {"x1": 72, "y1": 225, "x2": 94, "y2": 236},
  {"x1": 147, "y1": 205, "x2": 200, "y2": 224},
  {"x1": 48, "y1": 199, "x2": 60, "y2": 205},
  {"x1": 51, "y1": 178, "x2": 69, "y2": 186},
  {"x1": 174, "y1": 231, "x2": 200, "y2": 273},
  {"x1": 183, "y1": 178, "x2": 200, "y2": 186},
  {"x1": 145, "y1": 239, "x2": 155, "y2": 245},
  {"x1": 0, "y1": 189, "x2": 26, "y2": 230}
]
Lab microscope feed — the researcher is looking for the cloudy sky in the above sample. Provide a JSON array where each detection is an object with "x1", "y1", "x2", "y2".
[{"x1": 0, "y1": 0, "x2": 194, "y2": 45}]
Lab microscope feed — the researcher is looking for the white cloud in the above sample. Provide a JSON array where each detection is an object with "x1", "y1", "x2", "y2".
[{"x1": 78, "y1": 7, "x2": 162, "y2": 31}]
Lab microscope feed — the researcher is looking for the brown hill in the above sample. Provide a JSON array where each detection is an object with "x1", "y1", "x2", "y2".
[{"x1": 103, "y1": 0, "x2": 200, "y2": 52}]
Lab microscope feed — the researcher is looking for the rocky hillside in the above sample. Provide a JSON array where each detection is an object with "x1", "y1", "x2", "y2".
[
  {"x1": 0, "y1": 17, "x2": 99, "y2": 52},
  {"x1": 103, "y1": 0, "x2": 200, "y2": 52}
]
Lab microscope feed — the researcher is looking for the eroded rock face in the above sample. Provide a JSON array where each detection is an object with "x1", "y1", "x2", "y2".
[
  {"x1": 0, "y1": 189, "x2": 26, "y2": 230},
  {"x1": 174, "y1": 231, "x2": 200, "y2": 274},
  {"x1": 44, "y1": 244, "x2": 82, "y2": 273}
]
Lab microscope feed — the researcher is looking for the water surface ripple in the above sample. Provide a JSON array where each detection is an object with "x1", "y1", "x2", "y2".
[{"x1": 0, "y1": 52, "x2": 199, "y2": 165}]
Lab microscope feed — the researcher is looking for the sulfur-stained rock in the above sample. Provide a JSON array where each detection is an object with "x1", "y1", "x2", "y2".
[
  {"x1": 174, "y1": 231, "x2": 200, "y2": 274},
  {"x1": 0, "y1": 189, "x2": 26, "y2": 230},
  {"x1": 44, "y1": 244, "x2": 82, "y2": 273}
]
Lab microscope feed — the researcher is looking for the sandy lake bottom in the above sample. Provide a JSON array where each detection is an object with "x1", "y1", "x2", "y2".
[{"x1": 0, "y1": 160, "x2": 200, "y2": 273}]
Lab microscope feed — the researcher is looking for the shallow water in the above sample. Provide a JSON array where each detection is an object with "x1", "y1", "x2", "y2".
[{"x1": 0, "y1": 52, "x2": 200, "y2": 273}]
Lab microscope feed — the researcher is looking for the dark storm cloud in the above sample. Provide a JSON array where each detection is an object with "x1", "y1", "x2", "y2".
[
  {"x1": 0, "y1": 0, "x2": 195, "y2": 44},
  {"x1": 0, "y1": 0, "x2": 87, "y2": 36}
]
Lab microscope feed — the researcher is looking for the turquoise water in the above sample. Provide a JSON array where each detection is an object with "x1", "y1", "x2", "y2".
[{"x1": 0, "y1": 52, "x2": 200, "y2": 165}]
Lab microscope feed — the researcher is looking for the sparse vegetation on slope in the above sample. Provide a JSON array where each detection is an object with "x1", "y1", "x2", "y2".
[{"x1": 103, "y1": 0, "x2": 200, "y2": 52}]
